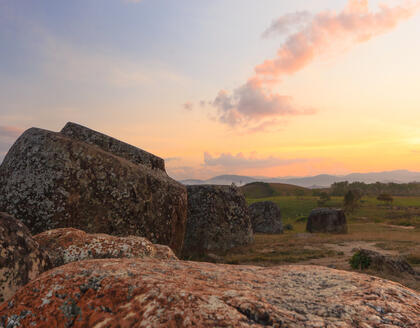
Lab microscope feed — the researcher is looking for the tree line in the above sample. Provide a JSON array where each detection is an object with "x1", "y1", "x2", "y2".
[{"x1": 329, "y1": 181, "x2": 420, "y2": 196}]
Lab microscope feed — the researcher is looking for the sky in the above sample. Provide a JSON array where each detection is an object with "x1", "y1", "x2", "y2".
[{"x1": 1, "y1": 0, "x2": 420, "y2": 180}]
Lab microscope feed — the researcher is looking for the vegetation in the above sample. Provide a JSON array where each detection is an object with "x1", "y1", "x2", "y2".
[
  {"x1": 349, "y1": 250, "x2": 371, "y2": 270},
  {"x1": 218, "y1": 192, "x2": 420, "y2": 291},
  {"x1": 377, "y1": 193, "x2": 394, "y2": 205},
  {"x1": 344, "y1": 190, "x2": 362, "y2": 213},
  {"x1": 331, "y1": 181, "x2": 420, "y2": 196}
]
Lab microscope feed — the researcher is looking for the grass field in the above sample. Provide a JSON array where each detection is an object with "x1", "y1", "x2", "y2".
[{"x1": 219, "y1": 193, "x2": 420, "y2": 291}]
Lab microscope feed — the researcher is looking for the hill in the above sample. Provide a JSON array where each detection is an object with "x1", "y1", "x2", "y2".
[
  {"x1": 240, "y1": 182, "x2": 311, "y2": 199},
  {"x1": 180, "y1": 170, "x2": 420, "y2": 188}
]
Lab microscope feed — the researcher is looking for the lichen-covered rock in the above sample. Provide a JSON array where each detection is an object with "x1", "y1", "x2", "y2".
[
  {"x1": 306, "y1": 208, "x2": 348, "y2": 234},
  {"x1": 0, "y1": 125, "x2": 187, "y2": 254},
  {"x1": 61, "y1": 122, "x2": 165, "y2": 171},
  {"x1": 249, "y1": 201, "x2": 283, "y2": 234},
  {"x1": 1, "y1": 259, "x2": 419, "y2": 327},
  {"x1": 352, "y1": 248, "x2": 417, "y2": 275},
  {"x1": 33, "y1": 228, "x2": 177, "y2": 267},
  {"x1": 0, "y1": 212, "x2": 51, "y2": 303},
  {"x1": 182, "y1": 185, "x2": 253, "y2": 257}
]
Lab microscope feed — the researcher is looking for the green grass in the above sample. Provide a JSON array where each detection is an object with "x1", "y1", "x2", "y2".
[
  {"x1": 245, "y1": 195, "x2": 420, "y2": 228},
  {"x1": 247, "y1": 196, "x2": 342, "y2": 221},
  {"x1": 211, "y1": 194, "x2": 419, "y2": 291}
]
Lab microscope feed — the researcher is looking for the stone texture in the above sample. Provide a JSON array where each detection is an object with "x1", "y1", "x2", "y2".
[
  {"x1": 306, "y1": 208, "x2": 348, "y2": 234},
  {"x1": 249, "y1": 201, "x2": 283, "y2": 234},
  {"x1": 353, "y1": 248, "x2": 417, "y2": 276},
  {"x1": 0, "y1": 125, "x2": 187, "y2": 254},
  {"x1": 182, "y1": 185, "x2": 253, "y2": 257},
  {"x1": 34, "y1": 228, "x2": 177, "y2": 268},
  {"x1": 61, "y1": 122, "x2": 165, "y2": 171},
  {"x1": 1, "y1": 258, "x2": 419, "y2": 327},
  {"x1": 0, "y1": 212, "x2": 51, "y2": 303}
]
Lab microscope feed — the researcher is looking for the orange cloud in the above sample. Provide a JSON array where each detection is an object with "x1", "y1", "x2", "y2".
[
  {"x1": 211, "y1": 0, "x2": 420, "y2": 131},
  {"x1": 255, "y1": 0, "x2": 420, "y2": 83}
]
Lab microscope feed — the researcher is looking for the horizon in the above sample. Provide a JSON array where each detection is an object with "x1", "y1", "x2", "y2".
[{"x1": 2, "y1": 0, "x2": 420, "y2": 180}]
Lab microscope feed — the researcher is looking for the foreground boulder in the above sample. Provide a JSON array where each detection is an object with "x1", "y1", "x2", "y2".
[
  {"x1": 306, "y1": 208, "x2": 348, "y2": 234},
  {"x1": 61, "y1": 122, "x2": 165, "y2": 171},
  {"x1": 1, "y1": 259, "x2": 419, "y2": 327},
  {"x1": 182, "y1": 185, "x2": 253, "y2": 257},
  {"x1": 34, "y1": 228, "x2": 177, "y2": 268},
  {"x1": 249, "y1": 201, "x2": 283, "y2": 234},
  {"x1": 0, "y1": 123, "x2": 187, "y2": 254},
  {"x1": 351, "y1": 248, "x2": 417, "y2": 275},
  {"x1": 0, "y1": 213, "x2": 51, "y2": 303}
]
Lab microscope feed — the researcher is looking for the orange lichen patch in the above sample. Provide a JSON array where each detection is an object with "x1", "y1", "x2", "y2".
[
  {"x1": 1, "y1": 258, "x2": 419, "y2": 327},
  {"x1": 33, "y1": 228, "x2": 177, "y2": 267}
]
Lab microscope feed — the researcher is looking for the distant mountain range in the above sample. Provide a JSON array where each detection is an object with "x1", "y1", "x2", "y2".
[{"x1": 180, "y1": 170, "x2": 420, "y2": 188}]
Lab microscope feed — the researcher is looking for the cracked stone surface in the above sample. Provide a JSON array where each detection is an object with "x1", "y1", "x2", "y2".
[
  {"x1": 61, "y1": 122, "x2": 165, "y2": 172},
  {"x1": 182, "y1": 185, "x2": 253, "y2": 257},
  {"x1": 1, "y1": 258, "x2": 419, "y2": 327},
  {"x1": 34, "y1": 228, "x2": 177, "y2": 268},
  {"x1": 249, "y1": 201, "x2": 283, "y2": 234},
  {"x1": 0, "y1": 212, "x2": 51, "y2": 303},
  {"x1": 0, "y1": 124, "x2": 187, "y2": 255}
]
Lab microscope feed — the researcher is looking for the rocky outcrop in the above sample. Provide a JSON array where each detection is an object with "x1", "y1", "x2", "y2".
[
  {"x1": 0, "y1": 212, "x2": 51, "y2": 303},
  {"x1": 34, "y1": 228, "x2": 177, "y2": 267},
  {"x1": 351, "y1": 248, "x2": 417, "y2": 275},
  {"x1": 249, "y1": 201, "x2": 283, "y2": 234},
  {"x1": 0, "y1": 124, "x2": 187, "y2": 254},
  {"x1": 61, "y1": 122, "x2": 165, "y2": 171},
  {"x1": 306, "y1": 208, "x2": 348, "y2": 234},
  {"x1": 182, "y1": 185, "x2": 253, "y2": 257},
  {"x1": 1, "y1": 258, "x2": 419, "y2": 327}
]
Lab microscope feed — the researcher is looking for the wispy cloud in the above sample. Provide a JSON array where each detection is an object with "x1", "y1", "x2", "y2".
[
  {"x1": 262, "y1": 11, "x2": 311, "y2": 38},
  {"x1": 211, "y1": 0, "x2": 420, "y2": 131},
  {"x1": 0, "y1": 126, "x2": 23, "y2": 138},
  {"x1": 182, "y1": 101, "x2": 194, "y2": 111},
  {"x1": 212, "y1": 80, "x2": 315, "y2": 128},
  {"x1": 0, "y1": 126, "x2": 23, "y2": 163},
  {"x1": 203, "y1": 152, "x2": 306, "y2": 169},
  {"x1": 255, "y1": 0, "x2": 420, "y2": 80}
]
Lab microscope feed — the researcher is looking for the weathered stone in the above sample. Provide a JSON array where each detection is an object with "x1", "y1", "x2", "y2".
[
  {"x1": 249, "y1": 201, "x2": 283, "y2": 234},
  {"x1": 352, "y1": 248, "x2": 417, "y2": 275},
  {"x1": 61, "y1": 122, "x2": 165, "y2": 171},
  {"x1": 1, "y1": 259, "x2": 419, "y2": 327},
  {"x1": 182, "y1": 185, "x2": 253, "y2": 257},
  {"x1": 0, "y1": 125, "x2": 187, "y2": 254},
  {"x1": 0, "y1": 212, "x2": 51, "y2": 303},
  {"x1": 33, "y1": 228, "x2": 178, "y2": 268},
  {"x1": 306, "y1": 208, "x2": 348, "y2": 234}
]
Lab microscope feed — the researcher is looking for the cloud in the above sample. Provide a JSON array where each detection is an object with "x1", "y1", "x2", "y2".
[
  {"x1": 0, "y1": 126, "x2": 22, "y2": 163},
  {"x1": 0, "y1": 126, "x2": 23, "y2": 138},
  {"x1": 212, "y1": 80, "x2": 315, "y2": 127},
  {"x1": 255, "y1": 0, "x2": 420, "y2": 80},
  {"x1": 164, "y1": 157, "x2": 181, "y2": 162},
  {"x1": 262, "y1": 11, "x2": 312, "y2": 38},
  {"x1": 203, "y1": 152, "x2": 306, "y2": 169},
  {"x1": 183, "y1": 102, "x2": 194, "y2": 111},
  {"x1": 211, "y1": 0, "x2": 420, "y2": 131}
]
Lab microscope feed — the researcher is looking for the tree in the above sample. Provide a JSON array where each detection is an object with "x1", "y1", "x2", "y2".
[
  {"x1": 319, "y1": 192, "x2": 331, "y2": 202},
  {"x1": 377, "y1": 193, "x2": 393, "y2": 206},
  {"x1": 344, "y1": 190, "x2": 362, "y2": 213},
  {"x1": 317, "y1": 192, "x2": 331, "y2": 207}
]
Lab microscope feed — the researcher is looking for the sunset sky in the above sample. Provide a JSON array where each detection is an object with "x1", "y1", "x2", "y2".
[{"x1": 1, "y1": 0, "x2": 420, "y2": 180}]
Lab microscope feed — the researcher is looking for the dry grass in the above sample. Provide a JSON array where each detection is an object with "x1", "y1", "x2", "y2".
[{"x1": 216, "y1": 222, "x2": 420, "y2": 291}]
